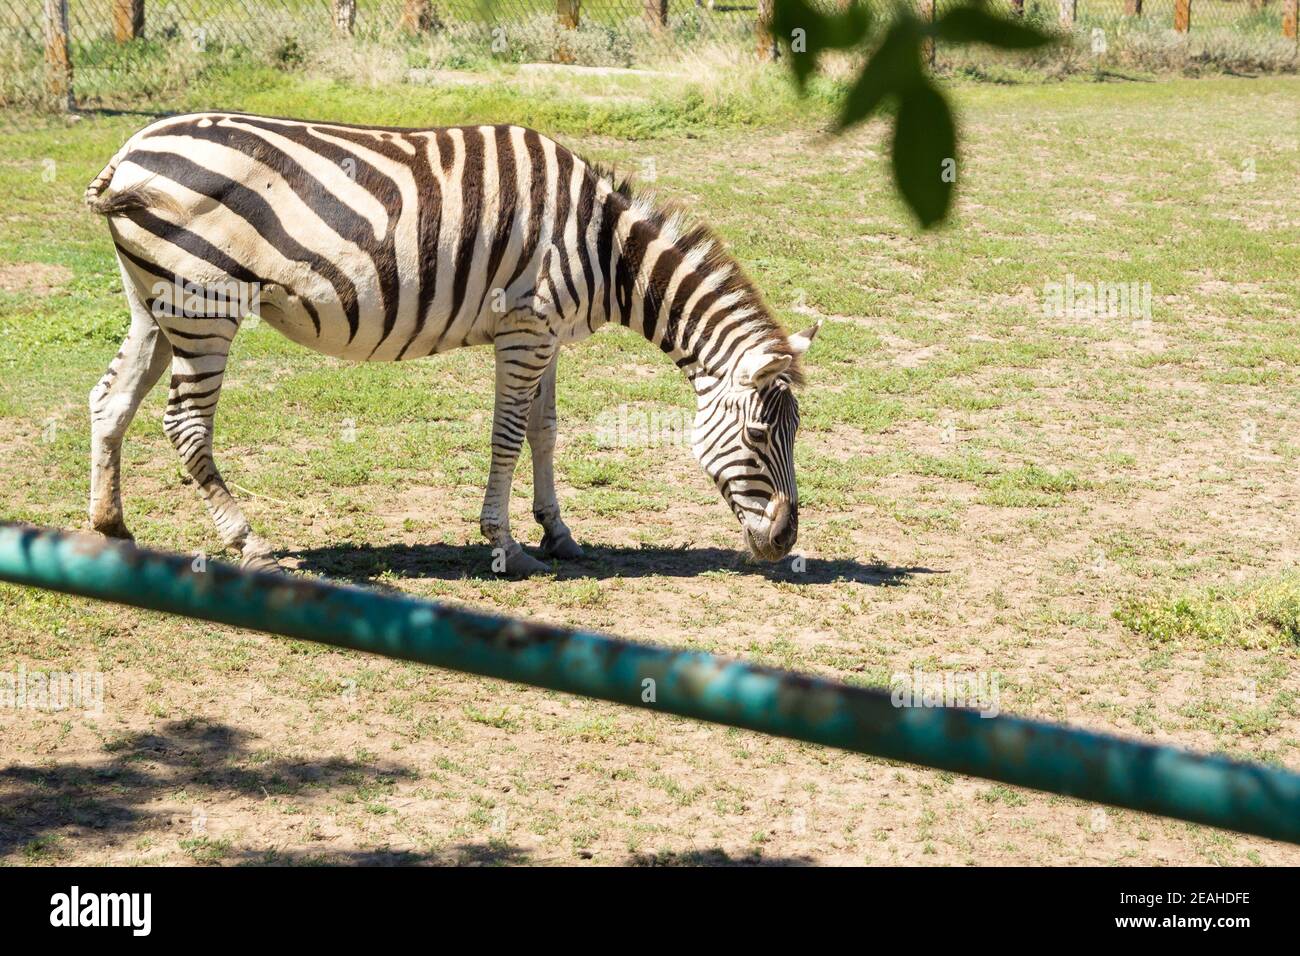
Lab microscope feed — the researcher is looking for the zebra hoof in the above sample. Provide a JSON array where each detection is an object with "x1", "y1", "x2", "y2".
[
  {"x1": 540, "y1": 531, "x2": 584, "y2": 560},
  {"x1": 93, "y1": 518, "x2": 134, "y2": 542},
  {"x1": 500, "y1": 548, "x2": 550, "y2": 578},
  {"x1": 240, "y1": 537, "x2": 283, "y2": 574},
  {"x1": 241, "y1": 552, "x2": 283, "y2": 574}
]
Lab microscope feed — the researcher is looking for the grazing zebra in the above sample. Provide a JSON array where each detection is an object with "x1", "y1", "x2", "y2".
[{"x1": 85, "y1": 112, "x2": 821, "y2": 576}]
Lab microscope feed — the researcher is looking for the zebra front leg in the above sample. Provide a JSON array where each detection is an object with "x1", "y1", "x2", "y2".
[
  {"x1": 481, "y1": 329, "x2": 556, "y2": 577},
  {"x1": 528, "y1": 354, "x2": 583, "y2": 560},
  {"x1": 89, "y1": 299, "x2": 173, "y2": 540},
  {"x1": 163, "y1": 347, "x2": 278, "y2": 571}
]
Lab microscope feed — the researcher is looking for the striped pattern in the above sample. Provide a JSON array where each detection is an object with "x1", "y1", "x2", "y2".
[{"x1": 85, "y1": 112, "x2": 818, "y2": 573}]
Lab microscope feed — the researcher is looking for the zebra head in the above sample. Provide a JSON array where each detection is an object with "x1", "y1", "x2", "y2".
[{"x1": 693, "y1": 321, "x2": 822, "y2": 562}]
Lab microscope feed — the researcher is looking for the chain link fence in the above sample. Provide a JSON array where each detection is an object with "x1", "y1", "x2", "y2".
[{"x1": 4, "y1": 0, "x2": 1298, "y2": 110}]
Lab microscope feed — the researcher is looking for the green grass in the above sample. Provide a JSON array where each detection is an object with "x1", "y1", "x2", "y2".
[
  {"x1": 179, "y1": 835, "x2": 234, "y2": 863},
  {"x1": 1117, "y1": 575, "x2": 1300, "y2": 649},
  {"x1": 1, "y1": 68, "x2": 1299, "y2": 866}
]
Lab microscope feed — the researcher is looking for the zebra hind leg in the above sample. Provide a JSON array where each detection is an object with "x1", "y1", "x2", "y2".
[
  {"x1": 162, "y1": 341, "x2": 279, "y2": 571},
  {"x1": 89, "y1": 284, "x2": 174, "y2": 540},
  {"x1": 527, "y1": 354, "x2": 583, "y2": 560}
]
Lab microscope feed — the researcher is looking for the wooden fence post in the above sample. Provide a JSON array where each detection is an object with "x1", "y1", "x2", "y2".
[
  {"x1": 43, "y1": 0, "x2": 73, "y2": 111},
  {"x1": 920, "y1": 0, "x2": 935, "y2": 68},
  {"x1": 557, "y1": 0, "x2": 580, "y2": 29},
  {"x1": 1124, "y1": 0, "x2": 1142, "y2": 15},
  {"x1": 112, "y1": 0, "x2": 144, "y2": 42},
  {"x1": 401, "y1": 0, "x2": 436, "y2": 33},
  {"x1": 1058, "y1": 0, "x2": 1076, "y2": 30},
  {"x1": 645, "y1": 0, "x2": 668, "y2": 30},
  {"x1": 1174, "y1": 0, "x2": 1191, "y2": 32},
  {"x1": 333, "y1": 0, "x2": 356, "y2": 35},
  {"x1": 1284, "y1": 0, "x2": 1298, "y2": 41},
  {"x1": 555, "y1": 0, "x2": 580, "y2": 63},
  {"x1": 756, "y1": 0, "x2": 778, "y2": 60}
]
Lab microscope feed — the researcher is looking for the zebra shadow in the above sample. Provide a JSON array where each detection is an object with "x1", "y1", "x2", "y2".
[{"x1": 285, "y1": 540, "x2": 936, "y2": 587}]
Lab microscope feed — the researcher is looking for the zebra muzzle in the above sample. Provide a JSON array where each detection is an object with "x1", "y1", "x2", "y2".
[{"x1": 743, "y1": 496, "x2": 797, "y2": 561}]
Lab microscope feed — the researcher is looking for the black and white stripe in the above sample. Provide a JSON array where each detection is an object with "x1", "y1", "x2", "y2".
[{"x1": 85, "y1": 112, "x2": 820, "y2": 573}]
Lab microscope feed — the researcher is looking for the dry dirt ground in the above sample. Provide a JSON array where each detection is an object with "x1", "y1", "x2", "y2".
[{"x1": 2, "y1": 75, "x2": 1298, "y2": 865}]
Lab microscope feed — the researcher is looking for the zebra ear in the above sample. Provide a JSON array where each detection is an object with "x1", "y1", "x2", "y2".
[
  {"x1": 736, "y1": 350, "x2": 792, "y2": 388},
  {"x1": 788, "y1": 319, "x2": 823, "y2": 356}
]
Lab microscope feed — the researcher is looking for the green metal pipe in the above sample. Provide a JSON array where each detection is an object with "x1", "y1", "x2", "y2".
[{"x1": 2, "y1": 522, "x2": 1298, "y2": 844}]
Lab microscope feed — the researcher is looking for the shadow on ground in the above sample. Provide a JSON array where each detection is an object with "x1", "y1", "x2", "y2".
[
  {"x1": 0, "y1": 720, "x2": 430, "y2": 864},
  {"x1": 627, "y1": 847, "x2": 814, "y2": 866},
  {"x1": 286, "y1": 540, "x2": 939, "y2": 587},
  {"x1": 1, "y1": 720, "x2": 817, "y2": 866}
]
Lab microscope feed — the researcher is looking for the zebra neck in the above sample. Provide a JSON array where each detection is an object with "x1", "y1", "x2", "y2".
[
  {"x1": 600, "y1": 190, "x2": 778, "y2": 392},
  {"x1": 610, "y1": 250, "x2": 761, "y2": 384},
  {"x1": 630, "y1": 280, "x2": 782, "y2": 392},
  {"x1": 625, "y1": 292, "x2": 743, "y2": 388}
]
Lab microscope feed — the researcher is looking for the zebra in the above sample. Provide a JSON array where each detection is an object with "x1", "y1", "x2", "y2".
[{"x1": 84, "y1": 112, "x2": 821, "y2": 576}]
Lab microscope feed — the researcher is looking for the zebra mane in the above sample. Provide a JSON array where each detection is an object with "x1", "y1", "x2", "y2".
[{"x1": 587, "y1": 161, "x2": 805, "y2": 387}]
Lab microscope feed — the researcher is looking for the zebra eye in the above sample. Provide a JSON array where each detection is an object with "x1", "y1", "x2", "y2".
[{"x1": 746, "y1": 425, "x2": 769, "y2": 444}]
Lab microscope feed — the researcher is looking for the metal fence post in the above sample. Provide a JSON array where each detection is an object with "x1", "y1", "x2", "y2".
[
  {"x1": 112, "y1": 0, "x2": 144, "y2": 42},
  {"x1": 43, "y1": 0, "x2": 74, "y2": 112}
]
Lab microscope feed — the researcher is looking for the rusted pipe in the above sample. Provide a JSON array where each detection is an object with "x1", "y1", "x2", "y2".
[{"x1": 1, "y1": 523, "x2": 1298, "y2": 845}]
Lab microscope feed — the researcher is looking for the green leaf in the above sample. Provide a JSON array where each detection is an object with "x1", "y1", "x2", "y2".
[
  {"x1": 772, "y1": 0, "x2": 874, "y2": 92},
  {"x1": 834, "y1": 17, "x2": 922, "y2": 132},
  {"x1": 891, "y1": 81, "x2": 957, "y2": 228},
  {"x1": 933, "y1": 7, "x2": 1056, "y2": 49}
]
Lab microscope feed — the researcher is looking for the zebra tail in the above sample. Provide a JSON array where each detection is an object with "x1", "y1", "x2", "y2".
[
  {"x1": 85, "y1": 148, "x2": 179, "y2": 219},
  {"x1": 84, "y1": 149, "x2": 125, "y2": 209},
  {"x1": 86, "y1": 184, "x2": 174, "y2": 218}
]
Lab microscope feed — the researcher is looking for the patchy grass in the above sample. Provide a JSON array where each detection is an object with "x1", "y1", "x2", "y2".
[
  {"x1": 1117, "y1": 575, "x2": 1300, "y2": 650},
  {"x1": 1, "y1": 71, "x2": 1299, "y2": 866}
]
